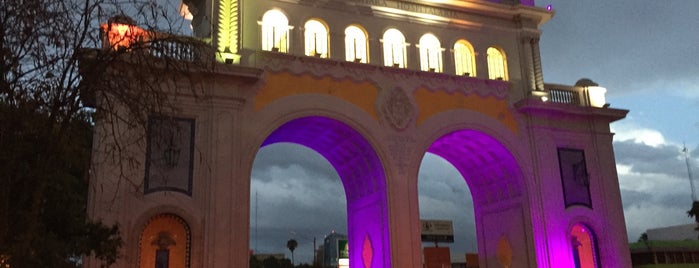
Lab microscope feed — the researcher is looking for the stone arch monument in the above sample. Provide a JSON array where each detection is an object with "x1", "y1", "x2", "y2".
[{"x1": 86, "y1": 0, "x2": 633, "y2": 267}]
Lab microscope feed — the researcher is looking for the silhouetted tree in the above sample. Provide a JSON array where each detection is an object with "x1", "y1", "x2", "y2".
[
  {"x1": 249, "y1": 254, "x2": 263, "y2": 268},
  {"x1": 287, "y1": 239, "x2": 298, "y2": 266},
  {"x1": 1, "y1": 0, "x2": 210, "y2": 266},
  {"x1": 687, "y1": 201, "x2": 699, "y2": 238}
]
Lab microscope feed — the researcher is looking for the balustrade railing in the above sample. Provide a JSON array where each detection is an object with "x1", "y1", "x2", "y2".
[
  {"x1": 548, "y1": 86, "x2": 582, "y2": 105},
  {"x1": 542, "y1": 83, "x2": 606, "y2": 108},
  {"x1": 148, "y1": 37, "x2": 211, "y2": 62},
  {"x1": 101, "y1": 21, "x2": 213, "y2": 63}
]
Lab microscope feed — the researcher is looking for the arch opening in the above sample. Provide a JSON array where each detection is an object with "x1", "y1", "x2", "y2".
[
  {"x1": 570, "y1": 224, "x2": 601, "y2": 268},
  {"x1": 420, "y1": 129, "x2": 525, "y2": 267},
  {"x1": 254, "y1": 116, "x2": 391, "y2": 268},
  {"x1": 418, "y1": 153, "x2": 477, "y2": 264},
  {"x1": 138, "y1": 214, "x2": 191, "y2": 268}
]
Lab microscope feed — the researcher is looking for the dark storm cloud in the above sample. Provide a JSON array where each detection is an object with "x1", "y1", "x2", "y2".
[
  {"x1": 418, "y1": 154, "x2": 478, "y2": 256},
  {"x1": 253, "y1": 143, "x2": 340, "y2": 183},
  {"x1": 615, "y1": 138, "x2": 699, "y2": 240},
  {"x1": 692, "y1": 144, "x2": 699, "y2": 159},
  {"x1": 658, "y1": 194, "x2": 693, "y2": 211},
  {"x1": 614, "y1": 140, "x2": 689, "y2": 178},
  {"x1": 540, "y1": 0, "x2": 699, "y2": 95},
  {"x1": 620, "y1": 189, "x2": 653, "y2": 210},
  {"x1": 622, "y1": 188, "x2": 693, "y2": 213}
]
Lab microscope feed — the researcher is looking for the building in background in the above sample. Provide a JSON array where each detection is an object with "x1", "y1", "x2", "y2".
[
  {"x1": 323, "y1": 232, "x2": 348, "y2": 268},
  {"x1": 630, "y1": 224, "x2": 699, "y2": 267}
]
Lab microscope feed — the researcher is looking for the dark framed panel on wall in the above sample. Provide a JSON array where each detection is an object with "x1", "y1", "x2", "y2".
[
  {"x1": 145, "y1": 116, "x2": 195, "y2": 195},
  {"x1": 557, "y1": 148, "x2": 592, "y2": 208}
]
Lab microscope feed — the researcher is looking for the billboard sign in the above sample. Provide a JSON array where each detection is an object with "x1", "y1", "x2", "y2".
[{"x1": 421, "y1": 219, "x2": 454, "y2": 243}]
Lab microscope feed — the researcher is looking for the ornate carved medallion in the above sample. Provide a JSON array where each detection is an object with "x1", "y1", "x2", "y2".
[{"x1": 379, "y1": 87, "x2": 415, "y2": 131}]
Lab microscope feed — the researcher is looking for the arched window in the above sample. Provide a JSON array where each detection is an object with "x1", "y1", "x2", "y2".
[
  {"x1": 571, "y1": 224, "x2": 600, "y2": 268},
  {"x1": 382, "y1": 29, "x2": 407, "y2": 68},
  {"x1": 139, "y1": 214, "x2": 191, "y2": 268},
  {"x1": 487, "y1": 46, "x2": 508, "y2": 80},
  {"x1": 345, "y1": 25, "x2": 368, "y2": 63},
  {"x1": 304, "y1": 19, "x2": 329, "y2": 58},
  {"x1": 261, "y1": 10, "x2": 289, "y2": 52},
  {"x1": 418, "y1": 34, "x2": 442, "y2": 72},
  {"x1": 454, "y1": 40, "x2": 476, "y2": 76}
]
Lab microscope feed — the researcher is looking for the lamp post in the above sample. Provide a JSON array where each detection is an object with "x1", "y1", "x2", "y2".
[{"x1": 575, "y1": 78, "x2": 607, "y2": 108}]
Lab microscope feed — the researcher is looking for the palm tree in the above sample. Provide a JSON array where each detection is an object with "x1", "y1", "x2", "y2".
[{"x1": 287, "y1": 239, "x2": 298, "y2": 266}]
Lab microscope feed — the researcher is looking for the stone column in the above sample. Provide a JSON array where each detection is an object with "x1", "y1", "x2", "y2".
[{"x1": 530, "y1": 37, "x2": 544, "y2": 91}]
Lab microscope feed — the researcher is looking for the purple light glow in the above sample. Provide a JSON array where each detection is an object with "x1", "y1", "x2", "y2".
[
  {"x1": 546, "y1": 4, "x2": 553, "y2": 11},
  {"x1": 427, "y1": 129, "x2": 533, "y2": 266},
  {"x1": 427, "y1": 129, "x2": 523, "y2": 206},
  {"x1": 262, "y1": 116, "x2": 390, "y2": 268}
]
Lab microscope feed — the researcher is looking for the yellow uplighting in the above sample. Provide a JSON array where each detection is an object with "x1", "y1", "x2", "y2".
[
  {"x1": 454, "y1": 40, "x2": 475, "y2": 76},
  {"x1": 217, "y1": 0, "x2": 239, "y2": 63},
  {"x1": 418, "y1": 33, "x2": 442, "y2": 72},
  {"x1": 382, "y1": 29, "x2": 406, "y2": 68},
  {"x1": 487, "y1": 47, "x2": 508, "y2": 81},
  {"x1": 304, "y1": 19, "x2": 329, "y2": 58},
  {"x1": 345, "y1": 25, "x2": 368, "y2": 63},
  {"x1": 260, "y1": 10, "x2": 289, "y2": 53}
]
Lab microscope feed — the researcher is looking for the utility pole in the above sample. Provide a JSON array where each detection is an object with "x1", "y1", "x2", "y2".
[{"x1": 684, "y1": 144, "x2": 696, "y2": 201}]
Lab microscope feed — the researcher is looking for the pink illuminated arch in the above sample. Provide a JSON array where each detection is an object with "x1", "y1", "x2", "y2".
[
  {"x1": 261, "y1": 116, "x2": 391, "y2": 268},
  {"x1": 427, "y1": 129, "x2": 523, "y2": 206},
  {"x1": 422, "y1": 129, "x2": 526, "y2": 266},
  {"x1": 570, "y1": 224, "x2": 600, "y2": 268}
]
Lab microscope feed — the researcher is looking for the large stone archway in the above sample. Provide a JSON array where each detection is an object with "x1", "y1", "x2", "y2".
[
  {"x1": 258, "y1": 116, "x2": 391, "y2": 268},
  {"x1": 86, "y1": 36, "x2": 631, "y2": 268},
  {"x1": 83, "y1": 0, "x2": 636, "y2": 267},
  {"x1": 424, "y1": 129, "x2": 529, "y2": 267}
]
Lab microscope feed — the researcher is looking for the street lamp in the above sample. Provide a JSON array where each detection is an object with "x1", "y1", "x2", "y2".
[{"x1": 575, "y1": 78, "x2": 607, "y2": 108}]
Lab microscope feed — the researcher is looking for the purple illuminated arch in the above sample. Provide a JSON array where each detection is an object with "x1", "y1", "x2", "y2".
[
  {"x1": 261, "y1": 116, "x2": 391, "y2": 268},
  {"x1": 427, "y1": 129, "x2": 523, "y2": 206},
  {"x1": 424, "y1": 129, "x2": 526, "y2": 266}
]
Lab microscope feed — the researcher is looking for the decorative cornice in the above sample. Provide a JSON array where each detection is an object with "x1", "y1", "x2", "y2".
[{"x1": 253, "y1": 51, "x2": 509, "y2": 99}]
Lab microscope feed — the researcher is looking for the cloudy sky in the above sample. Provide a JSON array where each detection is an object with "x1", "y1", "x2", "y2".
[
  {"x1": 248, "y1": 0, "x2": 699, "y2": 264},
  {"x1": 539, "y1": 0, "x2": 699, "y2": 244}
]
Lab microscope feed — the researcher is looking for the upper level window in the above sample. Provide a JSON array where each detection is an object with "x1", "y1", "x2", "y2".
[
  {"x1": 345, "y1": 25, "x2": 368, "y2": 63},
  {"x1": 261, "y1": 10, "x2": 289, "y2": 52},
  {"x1": 487, "y1": 46, "x2": 508, "y2": 80},
  {"x1": 454, "y1": 40, "x2": 476, "y2": 76},
  {"x1": 304, "y1": 19, "x2": 329, "y2": 58},
  {"x1": 382, "y1": 29, "x2": 407, "y2": 68},
  {"x1": 418, "y1": 33, "x2": 442, "y2": 72}
]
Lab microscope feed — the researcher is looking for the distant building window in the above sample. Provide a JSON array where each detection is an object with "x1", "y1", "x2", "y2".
[
  {"x1": 382, "y1": 28, "x2": 407, "y2": 68},
  {"x1": 261, "y1": 10, "x2": 289, "y2": 52},
  {"x1": 571, "y1": 224, "x2": 600, "y2": 268},
  {"x1": 454, "y1": 40, "x2": 476, "y2": 76},
  {"x1": 345, "y1": 25, "x2": 368, "y2": 63},
  {"x1": 304, "y1": 19, "x2": 329, "y2": 58},
  {"x1": 487, "y1": 46, "x2": 508, "y2": 80},
  {"x1": 418, "y1": 34, "x2": 442, "y2": 72}
]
